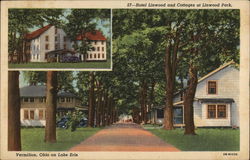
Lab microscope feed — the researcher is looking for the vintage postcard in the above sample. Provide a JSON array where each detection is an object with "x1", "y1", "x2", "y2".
[{"x1": 1, "y1": 1, "x2": 249, "y2": 160}]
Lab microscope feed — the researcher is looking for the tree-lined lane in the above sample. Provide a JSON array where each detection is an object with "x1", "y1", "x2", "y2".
[{"x1": 69, "y1": 123, "x2": 180, "y2": 151}]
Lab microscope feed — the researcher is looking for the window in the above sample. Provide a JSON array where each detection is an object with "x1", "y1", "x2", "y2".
[
  {"x1": 30, "y1": 110, "x2": 35, "y2": 120},
  {"x1": 98, "y1": 54, "x2": 100, "y2": 58},
  {"x1": 94, "y1": 41, "x2": 97, "y2": 45},
  {"x1": 102, "y1": 54, "x2": 104, "y2": 58},
  {"x1": 33, "y1": 45, "x2": 35, "y2": 51},
  {"x1": 24, "y1": 98, "x2": 29, "y2": 102},
  {"x1": 37, "y1": 54, "x2": 39, "y2": 60},
  {"x1": 39, "y1": 97, "x2": 46, "y2": 103},
  {"x1": 64, "y1": 36, "x2": 66, "y2": 42},
  {"x1": 90, "y1": 54, "x2": 92, "y2": 58},
  {"x1": 63, "y1": 44, "x2": 66, "y2": 49},
  {"x1": 30, "y1": 97, "x2": 34, "y2": 102},
  {"x1": 66, "y1": 98, "x2": 71, "y2": 102},
  {"x1": 101, "y1": 41, "x2": 104, "y2": 45},
  {"x1": 207, "y1": 104, "x2": 227, "y2": 119},
  {"x1": 37, "y1": 45, "x2": 39, "y2": 51},
  {"x1": 102, "y1": 47, "x2": 104, "y2": 51},
  {"x1": 173, "y1": 107, "x2": 183, "y2": 124},
  {"x1": 55, "y1": 36, "x2": 57, "y2": 41},
  {"x1": 86, "y1": 54, "x2": 89, "y2": 58},
  {"x1": 55, "y1": 44, "x2": 58, "y2": 50},
  {"x1": 45, "y1": 36, "x2": 49, "y2": 41},
  {"x1": 39, "y1": 98, "x2": 43, "y2": 103},
  {"x1": 97, "y1": 47, "x2": 100, "y2": 51},
  {"x1": 92, "y1": 47, "x2": 96, "y2": 51},
  {"x1": 217, "y1": 105, "x2": 226, "y2": 118},
  {"x1": 45, "y1": 44, "x2": 49, "y2": 50},
  {"x1": 39, "y1": 110, "x2": 44, "y2": 120},
  {"x1": 207, "y1": 105, "x2": 216, "y2": 118},
  {"x1": 61, "y1": 98, "x2": 65, "y2": 102},
  {"x1": 94, "y1": 54, "x2": 96, "y2": 58},
  {"x1": 55, "y1": 28, "x2": 57, "y2": 34},
  {"x1": 157, "y1": 109, "x2": 164, "y2": 118},
  {"x1": 24, "y1": 110, "x2": 29, "y2": 120},
  {"x1": 208, "y1": 81, "x2": 217, "y2": 94}
]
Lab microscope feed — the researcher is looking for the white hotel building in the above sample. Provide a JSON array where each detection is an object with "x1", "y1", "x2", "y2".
[{"x1": 24, "y1": 24, "x2": 107, "y2": 62}]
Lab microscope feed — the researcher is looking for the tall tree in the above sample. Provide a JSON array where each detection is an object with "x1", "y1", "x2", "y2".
[
  {"x1": 181, "y1": 10, "x2": 239, "y2": 135},
  {"x1": 44, "y1": 71, "x2": 58, "y2": 143},
  {"x1": 88, "y1": 72, "x2": 95, "y2": 127},
  {"x1": 8, "y1": 71, "x2": 21, "y2": 151}
]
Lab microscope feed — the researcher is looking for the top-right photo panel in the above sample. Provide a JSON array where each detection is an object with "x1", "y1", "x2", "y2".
[{"x1": 112, "y1": 9, "x2": 240, "y2": 151}]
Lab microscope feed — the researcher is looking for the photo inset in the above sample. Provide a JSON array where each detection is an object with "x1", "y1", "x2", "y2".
[{"x1": 8, "y1": 9, "x2": 111, "y2": 70}]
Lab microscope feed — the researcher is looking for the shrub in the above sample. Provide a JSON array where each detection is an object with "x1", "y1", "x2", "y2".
[
  {"x1": 65, "y1": 110, "x2": 87, "y2": 132},
  {"x1": 62, "y1": 56, "x2": 80, "y2": 63}
]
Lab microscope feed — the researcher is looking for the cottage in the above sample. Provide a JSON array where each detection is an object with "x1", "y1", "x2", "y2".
[
  {"x1": 24, "y1": 24, "x2": 107, "y2": 62},
  {"x1": 150, "y1": 61, "x2": 239, "y2": 127},
  {"x1": 20, "y1": 85, "x2": 85, "y2": 126}
]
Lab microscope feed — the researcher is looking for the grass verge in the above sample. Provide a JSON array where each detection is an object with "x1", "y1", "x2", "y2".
[
  {"x1": 148, "y1": 128, "x2": 239, "y2": 151},
  {"x1": 21, "y1": 127, "x2": 101, "y2": 151},
  {"x1": 9, "y1": 59, "x2": 111, "y2": 69}
]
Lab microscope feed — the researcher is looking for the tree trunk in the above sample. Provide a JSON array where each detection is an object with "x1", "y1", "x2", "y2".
[
  {"x1": 102, "y1": 91, "x2": 107, "y2": 126},
  {"x1": 96, "y1": 87, "x2": 102, "y2": 127},
  {"x1": 106, "y1": 96, "x2": 111, "y2": 125},
  {"x1": 109, "y1": 99, "x2": 114, "y2": 124},
  {"x1": 132, "y1": 107, "x2": 140, "y2": 124},
  {"x1": 164, "y1": 45, "x2": 175, "y2": 130},
  {"x1": 81, "y1": 30, "x2": 87, "y2": 62},
  {"x1": 100, "y1": 91, "x2": 105, "y2": 126},
  {"x1": 112, "y1": 107, "x2": 116, "y2": 123},
  {"x1": 164, "y1": 87, "x2": 174, "y2": 130},
  {"x1": 139, "y1": 81, "x2": 148, "y2": 124},
  {"x1": 22, "y1": 37, "x2": 26, "y2": 63},
  {"x1": 45, "y1": 71, "x2": 57, "y2": 143},
  {"x1": 148, "y1": 80, "x2": 155, "y2": 124},
  {"x1": 8, "y1": 71, "x2": 21, "y2": 151},
  {"x1": 184, "y1": 65, "x2": 198, "y2": 135},
  {"x1": 88, "y1": 72, "x2": 95, "y2": 127}
]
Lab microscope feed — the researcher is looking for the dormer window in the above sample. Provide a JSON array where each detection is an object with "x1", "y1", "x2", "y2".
[{"x1": 207, "y1": 81, "x2": 217, "y2": 94}]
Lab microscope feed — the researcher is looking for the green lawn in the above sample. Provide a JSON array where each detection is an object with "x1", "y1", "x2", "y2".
[
  {"x1": 148, "y1": 128, "x2": 239, "y2": 151},
  {"x1": 9, "y1": 59, "x2": 111, "y2": 69},
  {"x1": 21, "y1": 127, "x2": 101, "y2": 151}
]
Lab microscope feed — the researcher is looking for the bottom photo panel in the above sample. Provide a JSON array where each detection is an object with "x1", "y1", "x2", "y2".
[{"x1": 7, "y1": 70, "x2": 239, "y2": 152}]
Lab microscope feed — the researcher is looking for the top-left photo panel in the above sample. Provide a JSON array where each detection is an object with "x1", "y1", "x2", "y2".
[{"x1": 8, "y1": 8, "x2": 112, "y2": 70}]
